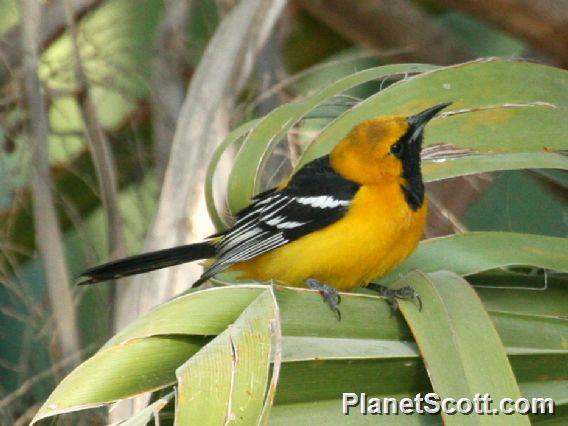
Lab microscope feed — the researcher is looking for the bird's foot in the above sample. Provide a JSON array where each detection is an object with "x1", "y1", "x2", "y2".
[
  {"x1": 305, "y1": 278, "x2": 342, "y2": 321},
  {"x1": 367, "y1": 283, "x2": 422, "y2": 316}
]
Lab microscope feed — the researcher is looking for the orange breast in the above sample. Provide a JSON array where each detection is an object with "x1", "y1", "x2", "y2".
[{"x1": 228, "y1": 182, "x2": 427, "y2": 292}]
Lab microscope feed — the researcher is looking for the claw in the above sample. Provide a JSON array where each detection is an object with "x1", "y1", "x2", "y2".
[
  {"x1": 367, "y1": 283, "x2": 422, "y2": 314},
  {"x1": 415, "y1": 293, "x2": 423, "y2": 312},
  {"x1": 330, "y1": 304, "x2": 341, "y2": 321},
  {"x1": 306, "y1": 278, "x2": 342, "y2": 321}
]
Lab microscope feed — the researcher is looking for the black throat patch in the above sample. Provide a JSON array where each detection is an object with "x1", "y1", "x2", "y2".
[
  {"x1": 401, "y1": 175, "x2": 424, "y2": 211},
  {"x1": 399, "y1": 133, "x2": 425, "y2": 211}
]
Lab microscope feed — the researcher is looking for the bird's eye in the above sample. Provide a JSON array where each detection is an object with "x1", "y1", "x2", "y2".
[{"x1": 390, "y1": 142, "x2": 403, "y2": 156}]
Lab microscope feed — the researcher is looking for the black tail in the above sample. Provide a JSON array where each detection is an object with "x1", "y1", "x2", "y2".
[{"x1": 78, "y1": 242, "x2": 216, "y2": 285}]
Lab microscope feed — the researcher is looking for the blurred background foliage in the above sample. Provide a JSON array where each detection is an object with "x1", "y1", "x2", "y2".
[{"x1": 0, "y1": 0, "x2": 566, "y2": 424}]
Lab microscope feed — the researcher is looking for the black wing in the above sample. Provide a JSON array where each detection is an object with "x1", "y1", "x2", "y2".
[{"x1": 202, "y1": 155, "x2": 360, "y2": 279}]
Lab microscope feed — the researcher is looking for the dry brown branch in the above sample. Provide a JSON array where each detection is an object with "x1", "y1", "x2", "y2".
[
  {"x1": 299, "y1": 0, "x2": 472, "y2": 64},
  {"x1": 424, "y1": 174, "x2": 493, "y2": 238},
  {"x1": 435, "y1": 0, "x2": 568, "y2": 66},
  {"x1": 13, "y1": 404, "x2": 41, "y2": 426},
  {"x1": 62, "y1": 0, "x2": 127, "y2": 261},
  {"x1": 18, "y1": 0, "x2": 80, "y2": 371},
  {"x1": 256, "y1": 34, "x2": 286, "y2": 115},
  {"x1": 0, "y1": 343, "x2": 95, "y2": 411},
  {"x1": 0, "y1": 0, "x2": 101, "y2": 79},
  {"x1": 109, "y1": 0, "x2": 288, "y2": 420},
  {"x1": 426, "y1": 191, "x2": 468, "y2": 235},
  {"x1": 151, "y1": 0, "x2": 193, "y2": 180},
  {"x1": 0, "y1": 104, "x2": 153, "y2": 274}
]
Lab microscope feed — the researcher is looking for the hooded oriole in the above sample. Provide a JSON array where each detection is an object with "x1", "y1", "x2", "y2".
[{"x1": 80, "y1": 102, "x2": 451, "y2": 319}]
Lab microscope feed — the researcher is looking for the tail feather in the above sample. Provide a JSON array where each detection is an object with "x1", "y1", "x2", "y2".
[{"x1": 78, "y1": 242, "x2": 216, "y2": 285}]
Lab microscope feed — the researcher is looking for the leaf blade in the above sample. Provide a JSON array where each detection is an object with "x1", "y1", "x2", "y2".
[
  {"x1": 381, "y1": 232, "x2": 568, "y2": 284},
  {"x1": 396, "y1": 270, "x2": 528, "y2": 425},
  {"x1": 31, "y1": 336, "x2": 205, "y2": 424},
  {"x1": 175, "y1": 289, "x2": 281, "y2": 425}
]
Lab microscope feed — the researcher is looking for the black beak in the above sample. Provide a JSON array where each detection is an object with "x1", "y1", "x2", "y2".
[{"x1": 408, "y1": 102, "x2": 452, "y2": 130}]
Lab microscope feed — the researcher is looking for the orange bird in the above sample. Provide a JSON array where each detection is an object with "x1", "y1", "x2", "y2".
[{"x1": 80, "y1": 103, "x2": 451, "y2": 319}]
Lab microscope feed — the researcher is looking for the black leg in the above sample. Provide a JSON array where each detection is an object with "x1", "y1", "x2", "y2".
[
  {"x1": 367, "y1": 283, "x2": 422, "y2": 316},
  {"x1": 305, "y1": 278, "x2": 342, "y2": 321}
]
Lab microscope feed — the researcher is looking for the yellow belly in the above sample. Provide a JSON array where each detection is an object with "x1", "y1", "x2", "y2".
[{"x1": 228, "y1": 183, "x2": 427, "y2": 292}]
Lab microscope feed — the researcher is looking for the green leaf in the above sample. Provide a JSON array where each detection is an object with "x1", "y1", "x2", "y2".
[
  {"x1": 105, "y1": 286, "x2": 265, "y2": 346},
  {"x1": 32, "y1": 283, "x2": 568, "y2": 423},
  {"x1": 275, "y1": 286, "x2": 411, "y2": 340},
  {"x1": 31, "y1": 336, "x2": 205, "y2": 424},
  {"x1": 396, "y1": 270, "x2": 528, "y2": 425},
  {"x1": 105, "y1": 284, "x2": 409, "y2": 347},
  {"x1": 381, "y1": 232, "x2": 568, "y2": 284},
  {"x1": 474, "y1": 273, "x2": 568, "y2": 350},
  {"x1": 426, "y1": 105, "x2": 568, "y2": 153},
  {"x1": 175, "y1": 289, "x2": 281, "y2": 424},
  {"x1": 422, "y1": 152, "x2": 567, "y2": 183},
  {"x1": 205, "y1": 119, "x2": 262, "y2": 229}
]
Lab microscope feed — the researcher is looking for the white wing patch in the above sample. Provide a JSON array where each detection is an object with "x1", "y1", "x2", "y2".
[
  {"x1": 276, "y1": 220, "x2": 306, "y2": 229},
  {"x1": 263, "y1": 216, "x2": 306, "y2": 229},
  {"x1": 296, "y1": 195, "x2": 350, "y2": 209}
]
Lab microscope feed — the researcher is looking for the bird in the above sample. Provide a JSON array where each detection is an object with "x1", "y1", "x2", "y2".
[{"x1": 79, "y1": 102, "x2": 451, "y2": 319}]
